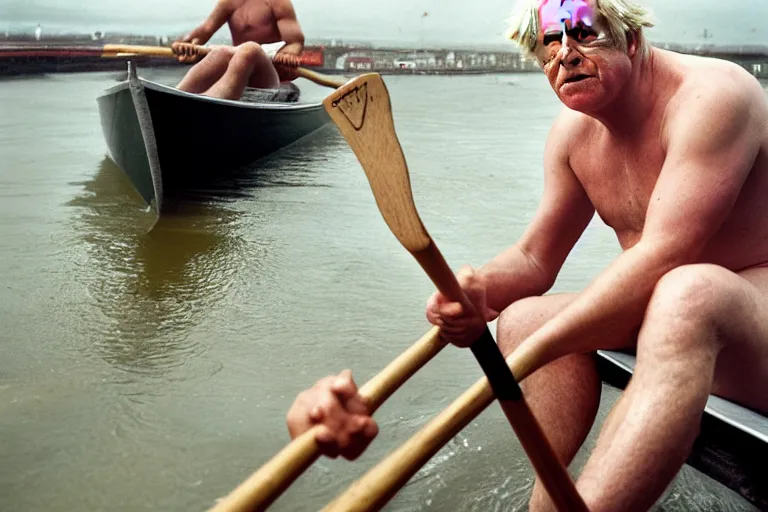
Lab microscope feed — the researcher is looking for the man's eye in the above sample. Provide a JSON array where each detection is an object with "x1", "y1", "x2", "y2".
[
  {"x1": 543, "y1": 32, "x2": 562, "y2": 46},
  {"x1": 568, "y1": 26, "x2": 598, "y2": 43}
]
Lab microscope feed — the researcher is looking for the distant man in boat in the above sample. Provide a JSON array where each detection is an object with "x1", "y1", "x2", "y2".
[
  {"x1": 285, "y1": 0, "x2": 768, "y2": 510},
  {"x1": 171, "y1": 0, "x2": 305, "y2": 100}
]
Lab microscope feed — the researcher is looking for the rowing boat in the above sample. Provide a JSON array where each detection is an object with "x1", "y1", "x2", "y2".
[
  {"x1": 596, "y1": 350, "x2": 768, "y2": 509},
  {"x1": 96, "y1": 61, "x2": 331, "y2": 214}
]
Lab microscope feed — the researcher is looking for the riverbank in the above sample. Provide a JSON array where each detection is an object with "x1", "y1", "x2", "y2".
[{"x1": 3, "y1": 34, "x2": 768, "y2": 79}]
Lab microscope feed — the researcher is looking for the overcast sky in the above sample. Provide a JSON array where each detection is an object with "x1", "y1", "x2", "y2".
[{"x1": 2, "y1": 0, "x2": 765, "y2": 47}]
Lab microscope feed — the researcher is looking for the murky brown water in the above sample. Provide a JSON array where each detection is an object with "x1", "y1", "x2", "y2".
[{"x1": 0, "y1": 68, "x2": 759, "y2": 511}]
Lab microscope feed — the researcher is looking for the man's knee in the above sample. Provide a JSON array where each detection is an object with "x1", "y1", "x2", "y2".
[
  {"x1": 649, "y1": 264, "x2": 737, "y2": 324},
  {"x1": 204, "y1": 46, "x2": 236, "y2": 65},
  {"x1": 497, "y1": 293, "x2": 575, "y2": 357},
  {"x1": 234, "y1": 42, "x2": 268, "y2": 64},
  {"x1": 644, "y1": 263, "x2": 738, "y2": 353}
]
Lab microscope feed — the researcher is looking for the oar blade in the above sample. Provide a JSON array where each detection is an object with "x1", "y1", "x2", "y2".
[{"x1": 323, "y1": 73, "x2": 431, "y2": 253}]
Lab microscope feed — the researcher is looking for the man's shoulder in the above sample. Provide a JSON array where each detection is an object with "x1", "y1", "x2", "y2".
[
  {"x1": 268, "y1": 0, "x2": 296, "y2": 14},
  {"x1": 667, "y1": 54, "x2": 765, "y2": 124},
  {"x1": 539, "y1": 108, "x2": 597, "y2": 171},
  {"x1": 659, "y1": 53, "x2": 768, "y2": 155},
  {"x1": 546, "y1": 107, "x2": 597, "y2": 148}
]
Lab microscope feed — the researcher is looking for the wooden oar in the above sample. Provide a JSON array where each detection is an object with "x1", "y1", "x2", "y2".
[
  {"x1": 208, "y1": 326, "x2": 448, "y2": 512},
  {"x1": 290, "y1": 67, "x2": 347, "y2": 89},
  {"x1": 320, "y1": 73, "x2": 588, "y2": 512},
  {"x1": 0, "y1": 43, "x2": 347, "y2": 89}
]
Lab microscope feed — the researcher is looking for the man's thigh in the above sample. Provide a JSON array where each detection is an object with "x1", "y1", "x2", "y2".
[
  {"x1": 496, "y1": 292, "x2": 639, "y2": 353},
  {"x1": 496, "y1": 292, "x2": 578, "y2": 354},
  {"x1": 711, "y1": 266, "x2": 768, "y2": 413}
]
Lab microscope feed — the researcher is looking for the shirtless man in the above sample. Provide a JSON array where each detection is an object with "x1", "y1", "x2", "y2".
[
  {"x1": 285, "y1": 0, "x2": 768, "y2": 510},
  {"x1": 171, "y1": 0, "x2": 305, "y2": 100}
]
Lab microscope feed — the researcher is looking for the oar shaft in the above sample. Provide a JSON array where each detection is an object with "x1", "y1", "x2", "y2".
[
  {"x1": 105, "y1": 43, "x2": 347, "y2": 89},
  {"x1": 322, "y1": 337, "x2": 584, "y2": 512},
  {"x1": 359, "y1": 326, "x2": 447, "y2": 409},
  {"x1": 209, "y1": 430, "x2": 320, "y2": 512},
  {"x1": 102, "y1": 43, "x2": 190, "y2": 57},
  {"x1": 411, "y1": 243, "x2": 467, "y2": 302},
  {"x1": 500, "y1": 399, "x2": 585, "y2": 510},
  {"x1": 294, "y1": 67, "x2": 347, "y2": 89},
  {"x1": 1, "y1": 43, "x2": 347, "y2": 89},
  {"x1": 322, "y1": 377, "x2": 492, "y2": 512},
  {"x1": 208, "y1": 327, "x2": 447, "y2": 512},
  {"x1": 408, "y1": 245, "x2": 588, "y2": 512}
]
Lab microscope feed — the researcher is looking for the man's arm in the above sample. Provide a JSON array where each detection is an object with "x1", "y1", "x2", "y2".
[
  {"x1": 512, "y1": 71, "x2": 764, "y2": 373},
  {"x1": 182, "y1": 0, "x2": 234, "y2": 45},
  {"x1": 480, "y1": 112, "x2": 596, "y2": 315},
  {"x1": 272, "y1": 0, "x2": 305, "y2": 55}
]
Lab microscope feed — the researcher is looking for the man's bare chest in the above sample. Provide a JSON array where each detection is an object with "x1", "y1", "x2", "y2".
[
  {"x1": 229, "y1": 3, "x2": 279, "y2": 42},
  {"x1": 572, "y1": 141, "x2": 666, "y2": 236}
]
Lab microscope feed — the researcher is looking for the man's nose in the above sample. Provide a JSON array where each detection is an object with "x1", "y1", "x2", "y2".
[{"x1": 559, "y1": 44, "x2": 582, "y2": 68}]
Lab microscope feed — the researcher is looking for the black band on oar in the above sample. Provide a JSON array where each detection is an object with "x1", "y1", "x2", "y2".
[{"x1": 470, "y1": 327, "x2": 522, "y2": 401}]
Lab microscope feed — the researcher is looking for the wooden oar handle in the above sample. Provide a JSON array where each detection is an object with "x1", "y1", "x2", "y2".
[
  {"x1": 209, "y1": 429, "x2": 321, "y2": 512},
  {"x1": 412, "y1": 244, "x2": 525, "y2": 397},
  {"x1": 412, "y1": 243, "x2": 470, "y2": 307},
  {"x1": 321, "y1": 338, "x2": 588, "y2": 512},
  {"x1": 104, "y1": 43, "x2": 321, "y2": 67},
  {"x1": 168, "y1": 42, "x2": 211, "y2": 60},
  {"x1": 321, "y1": 377, "x2": 495, "y2": 512},
  {"x1": 107, "y1": 42, "x2": 348, "y2": 89},
  {"x1": 406, "y1": 252, "x2": 586, "y2": 511},
  {"x1": 294, "y1": 68, "x2": 347, "y2": 89},
  {"x1": 102, "y1": 43, "x2": 182, "y2": 58},
  {"x1": 105, "y1": 42, "x2": 347, "y2": 89},
  {"x1": 208, "y1": 327, "x2": 446, "y2": 512}
]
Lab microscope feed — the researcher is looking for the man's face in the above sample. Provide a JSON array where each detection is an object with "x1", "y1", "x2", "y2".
[{"x1": 534, "y1": 0, "x2": 634, "y2": 112}]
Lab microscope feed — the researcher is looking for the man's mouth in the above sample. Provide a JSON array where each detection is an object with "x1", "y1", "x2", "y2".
[{"x1": 564, "y1": 74, "x2": 592, "y2": 83}]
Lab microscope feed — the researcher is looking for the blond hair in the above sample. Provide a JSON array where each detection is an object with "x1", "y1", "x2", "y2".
[{"x1": 506, "y1": 0, "x2": 655, "y2": 60}]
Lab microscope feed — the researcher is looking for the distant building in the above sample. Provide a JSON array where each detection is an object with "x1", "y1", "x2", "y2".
[
  {"x1": 445, "y1": 51, "x2": 456, "y2": 67},
  {"x1": 394, "y1": 60, "x2": 416, "y2": 69},
  {"x1": 334, "y1": 51, "x2": 374, "y2": 71},
  {"x1": 34, "y1": 24, "x2": 42, "y2": 41},
  {"x1": 402, "y1": 51, "x2": 436, "y2": 68},
  {"x1": 346, "y1": 56, "x2": 373, "y2": 70}
]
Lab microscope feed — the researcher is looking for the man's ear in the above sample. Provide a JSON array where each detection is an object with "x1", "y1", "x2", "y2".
[{"x1": 626, "y1": 30, "x2": 639, "y2": 58}]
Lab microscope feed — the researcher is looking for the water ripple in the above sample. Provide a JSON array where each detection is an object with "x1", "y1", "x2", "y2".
[{"x1": 65, "y1": 159, "x2": 246, "y2": 377}]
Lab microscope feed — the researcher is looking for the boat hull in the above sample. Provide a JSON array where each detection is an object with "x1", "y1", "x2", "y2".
[
  {"x1": 96, "y1": 62, "x2": 331, "y2": 212},
  {"x1": 597, "y1": 349, "x2": 768, "y2": 509}
]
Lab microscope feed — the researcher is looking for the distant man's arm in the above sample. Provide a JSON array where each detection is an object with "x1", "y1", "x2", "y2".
[
  {"x1": 511, "y1": 69, "x2": 763, "y2": 374},
  {"x1": 181, "y1": 0, "x2": 234, "y2": 45},
  {"x1": 273, "y1": 0, "x2": 305, "y2": 55}
]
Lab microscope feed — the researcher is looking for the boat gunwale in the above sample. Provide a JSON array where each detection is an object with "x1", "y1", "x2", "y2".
[
  {"x1": 597, "y1": 349, "x2": 768, "y2": 444},
  {"x1": 596, "y1": 349, "x2": 768, "y2": 509}
]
